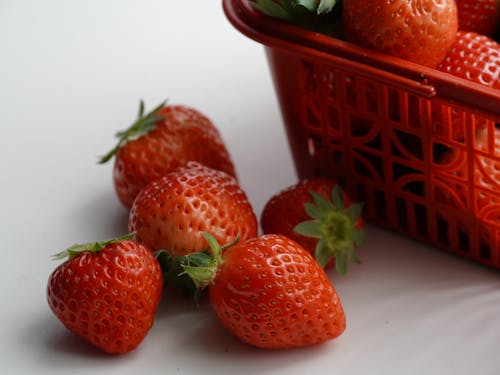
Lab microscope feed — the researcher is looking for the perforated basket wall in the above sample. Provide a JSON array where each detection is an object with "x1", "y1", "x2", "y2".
[{"x1": 224, "y1": 0, "x2": 500, "y2": 269}]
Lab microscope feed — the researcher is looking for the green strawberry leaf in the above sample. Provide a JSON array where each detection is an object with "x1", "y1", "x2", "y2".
[
  {"x1": 178, "y1": 233, "x2": 236, "y2": 292},
  {"x1": 295, "y1": 0, "x2": 318, "y2": 12},
  {"x1": 317, "y1": 0, "x2": 338, "y2": 14},
  {"x1": 335, "y1": 253, "x2": 347, "y2": 275},
  {"x1": 294, "y1": 219, "x2": 323, "y2": 238},
  {"x1": 310, "y1": 190, "x2": 334, "y2": 212},
  {"x1": 251, "y1": 0, "x2": 344, "y2": 38},
  {"x1": 349, "y1": 247, "x2": 362, "y2": 264},
  {"x1": 250, "y1": 0, "x2": 295, "y2": 21},
  {"x1": 331, "y1": 185, "x2": 344, "y2": 210},
  {"x1": 314, "y1": 239, "x2": 331, "y2": 267},
  {"x1": 345, "y1": 202, "x2": 364, "y2": 223},
  {"x1": 293, "y1": 183, "x2": 366, "y2": 274},
  {"x1": 181, "y1": 264, "x2": 216, "y2": 290},
  {"x1": 304, "y1": 202, "x2": 325, "y2": 220},
  {"x1": 352, "y1": 227, "x2": 366, "y2": 248},
  {"x1": 156, "y1": 249, "x2": 213, "y2": 300},
  {"x1": 52, "y1": 233, "x2": 135, "y2": 260},
  {"x1": 99, "y1": 99, "x2": 166, "y2": 164}
]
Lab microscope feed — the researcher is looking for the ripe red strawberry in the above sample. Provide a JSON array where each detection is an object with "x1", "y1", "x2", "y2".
[
  {"x1": 432, "y1": 31, "x2": 500, "y2": 140},
  {"x1": 99, "y1": 101, "x2": 236, "y2": 209},
  {"x1": 261, "y1": 178, "x2": 365, "y2": 274},
  {"x1": 182, "y1": 233, "x2": 346, "y2": 349},
  {"x1": 456, "y1": 0, "x2": 499, "y2": 37},
  {"x1": 128, "y1": 161, "x2": 258, "y2": 256},
  {"x1": 438, "y1": 31, "x2": 500, "y2": 89},
  {"x1": 342, "y1": 0, "x2": 458, "y2": 68},
  {"x1": 46, "y1": 234, "x2": 163, "y2": 354}
]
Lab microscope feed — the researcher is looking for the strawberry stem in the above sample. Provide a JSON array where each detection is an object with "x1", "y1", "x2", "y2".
[
  {"x1": 155, "y1": 234, "x2": 241, "y2": 300},
  {"x1": 98, "y1": 100, "x2": 166, "y2": 164},
  {"x1": 52, "y1": 233, "x2": 135, "y2": 260},
  {"x1": 179, "y1": 233, "x2": 239, "y2": 291},
  {"x1": 179, "y1": 233, "x2": 223, "y2": 290}
]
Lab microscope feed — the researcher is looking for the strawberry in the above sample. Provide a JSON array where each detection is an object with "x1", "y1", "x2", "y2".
[
  {"x1": 342, "y1": 0, "x2": 458, "y2": 68},
  {"x1": 46, "y1": 234, "x2": 163, "y2": 354},
  {"x1": 437, "y1": 31, "x2": 500, "y2": 89},
  {"x1": 261, "y1": 178, "x2": 365, "y2": 274},
  {"x1": 432, "y1": 31, "x2": 500, "y2": 140},
  {"x1": 128, "y1": 161, "x2": 258, "y2": 256},
  {"x1": 99, "y1": 101, "x2": 236, "y2": 209},
  {"x1": 182, "y1": 233, "x2": 346, "y2": 349},
  {"x1": 456, "y1": 0, "x2": 499, "y2": 37}
]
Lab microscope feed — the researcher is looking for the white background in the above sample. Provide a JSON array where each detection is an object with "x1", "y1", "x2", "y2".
[{"x1": 1, "y1": 1, "x2": 499, "y2": 374}]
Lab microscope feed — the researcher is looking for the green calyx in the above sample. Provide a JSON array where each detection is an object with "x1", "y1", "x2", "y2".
[
  {"x1": 251, "y1": 0, "x2": 337, "y2": 19},
  {"x1": 250, "y1": 0, "x2": 344, "y2": 38},
  {"x1": 155, "y1": 248, "x2": 214, "y2": 299},
  {"x1": 293, "y1": 185, "x2": 365, "y2": 275},
  {"x1": 98, "y1": 99, "x2": 166, "y2": 164},
  {"x1": 52, "y1": 233, "x2": 135, "y2": 260},
  {"x1": 156, "y1": 233, "x2": 239, "y2": 299},
  {"x1": 179, "y1": 233, "x2": 224, "y2": 290}
]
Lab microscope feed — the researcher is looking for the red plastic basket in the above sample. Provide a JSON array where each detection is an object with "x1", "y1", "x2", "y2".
[{"x1": 223, "y1": 0, "x2": 500, "y2": 269}]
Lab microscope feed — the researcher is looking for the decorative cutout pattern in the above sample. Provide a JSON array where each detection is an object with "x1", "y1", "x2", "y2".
[{"x1": 284, "y1": 57, "x2": 500, "y2": 268}]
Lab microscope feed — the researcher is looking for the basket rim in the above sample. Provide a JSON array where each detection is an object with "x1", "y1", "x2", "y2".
[{"x1": 223, "y1": 0, "x2": 500, "y2": 120}]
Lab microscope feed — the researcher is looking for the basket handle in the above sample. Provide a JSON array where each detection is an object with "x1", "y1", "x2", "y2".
[{"x1": 224, "y1": 0, "x2": 500, "y2": 120}]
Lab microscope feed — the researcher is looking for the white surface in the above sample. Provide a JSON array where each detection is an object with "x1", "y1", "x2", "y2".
[{"x1": 1, "y1": 1, "x2": 499, "y2": 374}]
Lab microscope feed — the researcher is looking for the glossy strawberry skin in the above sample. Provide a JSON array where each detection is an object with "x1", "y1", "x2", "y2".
[
  {"x1": 437, "y1": 31, "x2": 500, "y2": 89},
  {"x1": 209, "y1": 234, "x2": 346, "y2": 349},
  {"x1": 46, "y1": 240, "x2": 163, "y2": 354},
  {"x1": 456, "y1": 0, "x2": 499, "y2": 37},
  {"x1": 128, "y1": 161, "x2": 258, "y2": 256},
  {"x1": 342, "y1": 0, "x2": 458, "y2": 68},
  {"x1": 113, "y1": 105, "x2": 236, "y2": 209}
]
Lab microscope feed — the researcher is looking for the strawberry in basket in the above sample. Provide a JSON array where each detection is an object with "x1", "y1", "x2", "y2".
[
  {"x1": 456, "y1": 0, "x2": 499, "y2": 37},
  {"x1": 432, "y1": 31, "x2": 500, "y2": 140},
  {"x1": 437, "y1": 31, "x2": 500, "y2": 90},
  {"x1": 342, "y1": 0, "x2": 458, "y2": 68}
]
